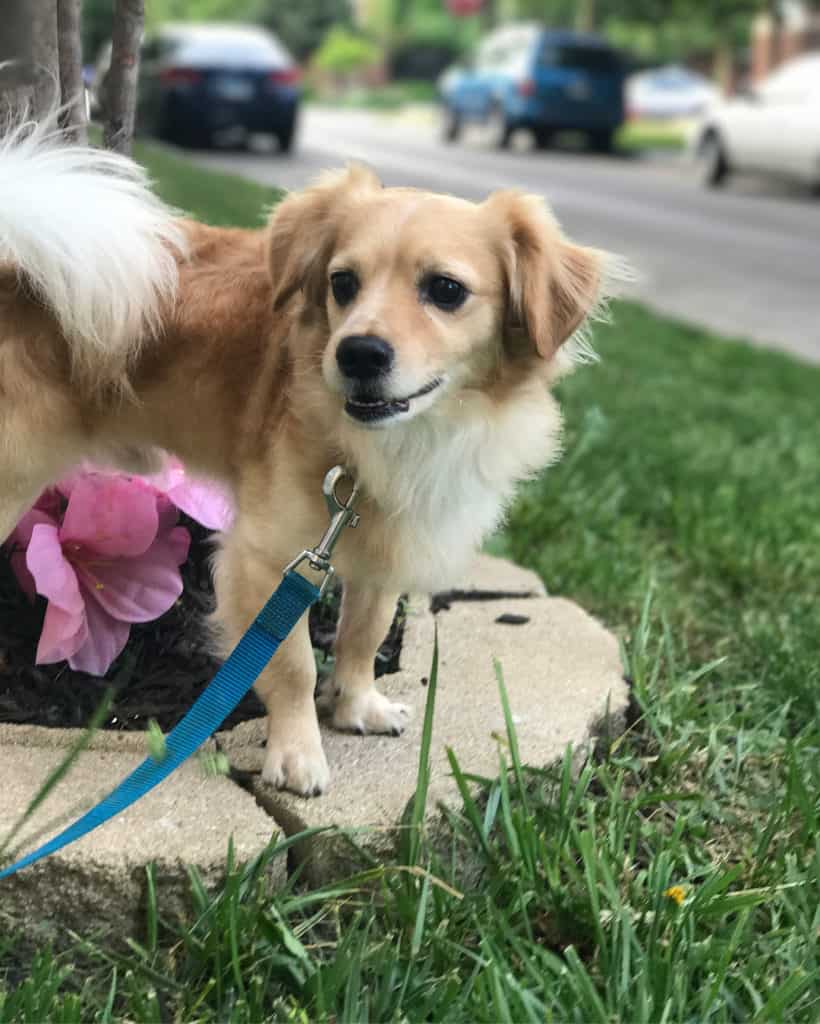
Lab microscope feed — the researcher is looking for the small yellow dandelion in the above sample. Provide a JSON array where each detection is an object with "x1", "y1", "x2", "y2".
[{"x1": 665, "y1": 885, "x2": 686, "y2": 906}]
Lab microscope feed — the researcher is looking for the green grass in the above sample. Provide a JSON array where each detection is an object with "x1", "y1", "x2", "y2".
[
  {"x1": 133, "y1": 138, "x2": 283, "y2": 226},
  {"x1": 308, "y1": 80, "x2": 439, "y2": 111},
  {"x1": 617, "y1": 118, "x2": 689, "y2": 152},
  {"x1": 1, "y1": 144, "x2": 818, "y2": 1022}
]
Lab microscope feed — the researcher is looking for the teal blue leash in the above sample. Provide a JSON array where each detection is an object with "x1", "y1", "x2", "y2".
[{"x1": 0, "y1": 467, "x2": 359, "y2": 881}]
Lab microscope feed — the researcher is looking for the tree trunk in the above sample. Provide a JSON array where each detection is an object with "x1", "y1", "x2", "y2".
[
  {"x1": 712, "y1": 32, "x2": 734, "y2": 94},
  {"x1": 103, "y1": 0, "x2": 144, "y2": 155},
  {"x1": 31, "y1": 1, "x2": 61, "y2": 119},
  {"x1": 58, "y1": 0, "x2": 88, "y2": 144},
  {"x1": 0, "y1": 0, "x2": 59, "y2": 122},
  {"x1": 767, "y1": 0, "x2": 783, "y2": 67},
  {"x1": 575, "y1": 0, "x2": 597, "y2": 33}
]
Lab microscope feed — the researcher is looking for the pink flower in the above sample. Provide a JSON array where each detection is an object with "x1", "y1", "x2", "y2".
[
  {"x1": 146, "y1": 457, "x2": 234, "y2": 532},
  {"x1": 18, "y1": 474, "x2": 190, "y2": 675},
  {"x1": 7, "y1": 489, "x2": 66, "y2": 601}
]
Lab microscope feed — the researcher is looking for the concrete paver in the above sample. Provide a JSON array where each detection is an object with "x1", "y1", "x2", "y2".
[
  {"x1": 0, "y1": 556, "x2": 628, "y2": 921},
  {"x1": 220, "y1": 556, "x2": 628, "y2": 882},
  {"x1": 0, "y1": 727, "x2": 282, "y2": 946}
]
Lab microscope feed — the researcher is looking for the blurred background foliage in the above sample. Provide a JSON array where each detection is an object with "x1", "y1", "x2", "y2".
[{"x1": 82, "y1": 0, "x2": 783, "y2": 82}]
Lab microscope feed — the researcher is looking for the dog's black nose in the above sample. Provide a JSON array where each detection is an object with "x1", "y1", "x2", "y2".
[{"x1": 336, "y1": 335, "x2": 394, "y2": 381}]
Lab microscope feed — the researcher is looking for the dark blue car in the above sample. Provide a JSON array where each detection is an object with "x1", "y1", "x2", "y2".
[
  {"x1": 439, "y1": 24, "x2": 626, "y2": 151},
  {"x1": 110, "y1": 23, "x2": 301, "y2": 152}
]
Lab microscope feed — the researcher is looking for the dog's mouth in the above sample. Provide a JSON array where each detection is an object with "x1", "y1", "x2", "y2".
[{"x1": 345, "y1": 378, "x2": 443, "y2": 424}]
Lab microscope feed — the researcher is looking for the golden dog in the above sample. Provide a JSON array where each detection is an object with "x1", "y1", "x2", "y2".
[{"x1": 0, "y1": 119, "x2": 620, "y2": 795}]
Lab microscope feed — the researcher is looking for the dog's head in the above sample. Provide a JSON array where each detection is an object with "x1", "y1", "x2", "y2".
[{"x1": 268, "y1": 166, "x2": 616, "y2": 428}]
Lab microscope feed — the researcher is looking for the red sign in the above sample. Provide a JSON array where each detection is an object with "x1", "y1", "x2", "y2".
[{"x1": 446, "y1": 0, "x2": 483, "y2": 15}]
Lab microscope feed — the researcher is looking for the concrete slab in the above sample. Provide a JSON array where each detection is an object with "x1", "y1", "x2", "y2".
[
  {"x1": 0, "y1": 726, "x2": 283, "y2": 948},
  {"x1": 435, "y1": 551, "x2": 547, "y2": 598},
  {"x1": 0, "y1": 554, "x2": 626, "y2": 919},
  {"x1": 219, "y1": 556, "x2": 628, "y2": 883}
]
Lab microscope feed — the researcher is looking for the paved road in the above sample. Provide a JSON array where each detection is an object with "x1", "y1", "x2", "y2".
[{"x1": 191, "y1": 107, "x2": 820, "y2": 364}]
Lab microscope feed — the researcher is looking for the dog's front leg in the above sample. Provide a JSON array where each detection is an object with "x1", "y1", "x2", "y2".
[
  {"x1": 216, "y1": 541, "x2": 329, "y2": 795},
  {"x1": 252, "y1": 614, "x2": 330, "y2": 795},
  {"x1": 331, "y1": 585, "x2": 410, "y2": 735}
]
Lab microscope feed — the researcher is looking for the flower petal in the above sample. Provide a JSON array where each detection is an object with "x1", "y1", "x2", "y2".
[
  {"x1": 26, "y1": 523, "x2": 84, "y2": 614},
  {"x1": 145, "y1": 456, "x2": 184, "y2": 494},
  {"x1": 79, "y1": 526, "x2": 190, "y2": 624},
  {"x1": 36, "y1": 601, "x2": 88, "y2": 665},
  {"x1": 166, "y1": 477, "x2": 234, "y2": 531},
  {"x1": 148, "y1": 456, "x2": 234, "y2": 531},
  {"x1": 61, "y1": 475, "x2": 158, "y2": 558},
  {"x1": 7, "y1": 508, "x2": 58, "y2": 600},
  {"x1": 68, "y1": 598, "x2": 130, "y2": 675},
  {"x1": 156, "y1": 494, "x2": 179, "y2": 534}
]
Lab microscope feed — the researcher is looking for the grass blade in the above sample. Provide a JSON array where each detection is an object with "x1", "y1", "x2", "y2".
[
  {"x1": 404, "y1": 624, "x2": 439, "y2": 868},
  {"x1": 0, "y1": 689, "x2": 114, "y2": 859}
]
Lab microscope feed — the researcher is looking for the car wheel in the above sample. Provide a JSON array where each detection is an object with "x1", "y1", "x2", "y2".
[
  {"x1": 698, "y1": 130, "x2": 730, "y2": 187},
  {"x1": 589, "y1": 129, "x2": 615, "y2": 154},
  {"x1": 534, "y1": 127, "x2": 554, "y2": 150},
  {"x1": 441, "y1": 104, "x2": 462, "y2": 143},
  {"x1": 155, "y1": 106, "x2": 210, "y2": 149},
  {"x1": 277, "y1": 122, "x2": 296, "y2": 154},
  {"x1": 180, "y1": 126, "x2": 212, "y2": 149},
  {"x1": 486, "y1": 103, "x2": 511, "y2": 150}
]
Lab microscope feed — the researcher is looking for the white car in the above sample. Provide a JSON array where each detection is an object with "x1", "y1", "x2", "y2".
[
  {"x1": 693, "y1": 54, "x2": 820, "y2": 190},
  {"x1": 627, "y1": 64, "x2": 718, "y2": 120}
]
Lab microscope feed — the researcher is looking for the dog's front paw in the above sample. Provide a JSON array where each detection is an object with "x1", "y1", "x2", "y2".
[
  {"x1": 262, "y1": 739, "x2": 330, "y2": 797},
  {"x1": 333, "y1": 687, "x2": 411, "y2": 736}
]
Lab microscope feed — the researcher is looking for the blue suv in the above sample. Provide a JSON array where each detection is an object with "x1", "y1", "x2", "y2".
[{"x1": 439, "y1": 24, "x2": 626, "y2": 151}]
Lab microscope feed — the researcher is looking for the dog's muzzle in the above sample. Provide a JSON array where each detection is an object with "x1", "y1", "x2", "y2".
[
  {"x1": 336, "y1": 334, "x2": 394, "y2": 382},
  {"x1": 345, "y1": 377, "x2": 442, "y2": 424}
]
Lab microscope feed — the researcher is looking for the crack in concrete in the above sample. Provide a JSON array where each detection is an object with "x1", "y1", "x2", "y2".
[{"x1": 430, "y1": 589, "x2": 538, "y2": 614}]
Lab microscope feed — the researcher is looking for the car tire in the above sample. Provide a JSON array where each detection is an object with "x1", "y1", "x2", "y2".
[
  {"x1": 486, "y1": 103, "x2": 511, "y2": 150},
  {"x1": 441, "y1": 104, "x2": 462, "y2": 143},
  {"x1": 277, "y1": 122, "x2": 296, "y2": 154},
  {"x1": 181, "y1": 126, "x2": 212, "y2": 150},
  {"x1": 155, "y1": 105, "x2": 211, "y2": 149},
  {"x1": 589, "y1": 129, "x2": 615, "y2": 154},
  {"x1": 698, "y1": 130, "x2": 730, "y2": 187},
  {"x1": 534, "y1": 127, "x2": 554, "y2": 150}
]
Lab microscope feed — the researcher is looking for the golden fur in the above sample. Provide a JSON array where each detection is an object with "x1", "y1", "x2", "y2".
[{"x1": 0, "y1": 149, "x2": 618, "y2": 795}]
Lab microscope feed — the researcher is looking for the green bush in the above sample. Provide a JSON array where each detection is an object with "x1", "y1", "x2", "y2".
[{"x1": 313, "y1": 26, "x2": 382, "y2": 76}]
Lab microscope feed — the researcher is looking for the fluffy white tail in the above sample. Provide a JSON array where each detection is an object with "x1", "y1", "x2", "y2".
[{"x1": 0, "y1": 114, "x2": 186, "y2": 385}]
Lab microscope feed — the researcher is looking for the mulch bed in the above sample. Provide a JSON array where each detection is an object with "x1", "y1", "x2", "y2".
[{"x1": 0, "y1": 520, "x2": 403, "y2": 733}]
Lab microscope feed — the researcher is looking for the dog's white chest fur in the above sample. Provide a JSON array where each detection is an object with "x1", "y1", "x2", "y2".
[{"x1": 343, "y1": 384, "x2": 562, "y2": 592}]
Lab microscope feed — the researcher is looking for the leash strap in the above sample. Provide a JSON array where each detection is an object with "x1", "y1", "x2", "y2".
[{"x1": 0, "y1": 570, "x2": 319, "y2": 880}]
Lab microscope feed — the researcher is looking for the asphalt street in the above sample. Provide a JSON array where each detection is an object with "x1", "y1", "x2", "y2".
[{"x1": 191, "y1": 106, "x2": 820, "y2": 364}]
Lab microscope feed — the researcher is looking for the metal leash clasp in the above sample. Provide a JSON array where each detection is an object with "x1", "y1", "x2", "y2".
[{"x1": 283, "y1": 466, "x2": 360, "y2": 596}]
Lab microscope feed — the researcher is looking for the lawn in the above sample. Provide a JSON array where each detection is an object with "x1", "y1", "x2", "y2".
[
  {"x1": 617, "y1": 118, "x2": 689, "y2": 152},
  {"x1": 0, "y1": 143, "x2": 817, "y2": 1022},
  {"x1": 307, "y1": 80, "x2": 439, "y2": 111}
]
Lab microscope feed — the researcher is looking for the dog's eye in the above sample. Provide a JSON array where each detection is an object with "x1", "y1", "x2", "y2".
[
  {"x1": 330, "y1": 271, "x2": 359, "y2": 306},
  {"x1": 424, "y1": 275, "x2": 467, "y2": 311}
]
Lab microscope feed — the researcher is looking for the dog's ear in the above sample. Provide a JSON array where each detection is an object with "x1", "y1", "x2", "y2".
[
  {"x1": 268, "y1": 165, "x2": 381, "y2": 313},
  {"x1": 487, "y1": 191, "x2": 607, "y2": 358}
]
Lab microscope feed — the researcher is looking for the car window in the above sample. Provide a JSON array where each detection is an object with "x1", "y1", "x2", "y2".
[
  {"x1": 475, "y1": 27, "x2": 536, "y2": 71},
  {"x1": 141, "y1": 35, "x2": 178, "y2": 61},
  {"x1": 141, "y1": 38, "x2": 160, "y2": 62},
  {"x1": 540, "y1": 44, "x2": 620, "y2": 73},
  {"x1": 173, "y1": 31, "x2": 292, "y2": 67}
]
